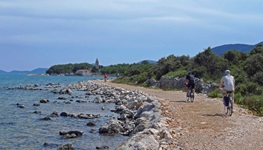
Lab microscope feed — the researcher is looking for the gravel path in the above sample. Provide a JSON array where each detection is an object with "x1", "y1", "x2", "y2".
[{"x1": 95, "y1": 80, "x2": 263, "y2": 150}]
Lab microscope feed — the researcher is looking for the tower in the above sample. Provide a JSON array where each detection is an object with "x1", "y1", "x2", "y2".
[{"x1": 95, "y1": 58, "x2": 99, "y2": 72}]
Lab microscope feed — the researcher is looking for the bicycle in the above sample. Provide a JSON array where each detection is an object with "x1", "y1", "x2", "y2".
[
  {"x1": 187, "y1": 87, "x2": 195, "y2": 102},
  {"x1": 223, "y1": 91, "x2": 233, "y2": 116}
]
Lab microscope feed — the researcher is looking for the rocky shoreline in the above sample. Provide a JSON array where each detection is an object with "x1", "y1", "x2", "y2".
[
  {"x1": 9, "y1": 80, "x2": 178, "y2": 149},
  {"x1": 68, "y1": 80, "x2": 178, "y2": 150}
]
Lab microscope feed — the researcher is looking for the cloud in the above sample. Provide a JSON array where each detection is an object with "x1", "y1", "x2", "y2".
[{"x1": 0, "y1": 0, "x2": 262, "y2": 50}]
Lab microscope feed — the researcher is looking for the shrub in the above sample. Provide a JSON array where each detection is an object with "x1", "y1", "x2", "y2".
[
  {"x1": 244, "y1": 95, "x2": 263, "y2": 115},
  {"x1": 207, "y1": 89, "x2": 222, "y2": 98},
  {"x1": 164, "y1": 70, "x2": 187, "y2": 78},
  {"x1": 234, "y1": 93, "x2": 245, "y2": 105}
]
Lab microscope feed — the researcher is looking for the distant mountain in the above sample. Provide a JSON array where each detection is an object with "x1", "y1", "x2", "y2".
[
  {"x1": 212, "y1": 41, "x2": 263, "y2": 55},
  {"x1": 4, "y1": 68, "x2": 48, "y2": 74},
  {"x1": 29, "y1": 68, "x2": 48, "y2": 74},
  {"x1": 0, "y1": 70, "x2": 7, "y2": 74}
]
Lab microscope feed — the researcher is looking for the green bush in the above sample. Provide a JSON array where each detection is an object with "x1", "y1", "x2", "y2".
[
  {"x1": 234, "y1": 93, "x2": 245, "y2": 105},
  {"x1": 244, "y1": 95, "x2": 263, "y2": 115},
  {"x1": 164, "y1": 70, "x2": 187, "y2": 78},
  {"x1": 207, "y1": 89, "x2": 222, "y2": 98}
]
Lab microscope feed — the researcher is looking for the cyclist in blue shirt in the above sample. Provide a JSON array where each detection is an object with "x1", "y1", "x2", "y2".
[{"x1": 185, "y1": 71, "x2": 195, "y2": 97}]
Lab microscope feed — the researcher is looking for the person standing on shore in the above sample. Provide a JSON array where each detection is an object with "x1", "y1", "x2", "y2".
[{"x1": 104, "y1": 73, "x2": 108, "y2": 82}]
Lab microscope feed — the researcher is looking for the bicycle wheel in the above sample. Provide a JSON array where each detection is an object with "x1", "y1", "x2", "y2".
[
  {"x1": 224, "y1": 105, "x2": 228, "y2": 115},
  {"x1": 228, "y1": 102, "x2": 232, "y2": 116},
  {"x1": 190, "y1": 91, "x2": 194, "y2": 102}
]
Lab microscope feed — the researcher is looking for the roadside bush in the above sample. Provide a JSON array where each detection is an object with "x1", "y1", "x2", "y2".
[
  {"x1": 130, "y1": 72, "x2": 149, "y2": 84},
  {"x1": 234, "y1": 93, "x2": 245, "y2": 105},
  {"x1": 235, "y1": 83, "x2": 248, "y2": 95},
  {"x1": 164, "y1": 70, "x2": 187, "y2": 78},
  {"x1": 207, "y1": 89, "x2": 222, "y2": 98},
  {"x1": 244, "y1": 95, "x2": 263, "y2": 115},
  {"x1": 235, "y1": 82, "x2": 261, "y2": 95}
]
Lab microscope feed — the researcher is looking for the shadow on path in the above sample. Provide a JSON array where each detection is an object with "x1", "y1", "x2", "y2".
[
  {"x1": 171, "y1": 99, "x2": 190, "y2": 103},
  {"x1": 203, "y1": 113, "x2": 226, "y2": 117}
]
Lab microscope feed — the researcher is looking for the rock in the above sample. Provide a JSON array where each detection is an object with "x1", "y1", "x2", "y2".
[
  {"x1": 33, "y1": 111, "x2": 41, "y2": 114},
  {"x1": 41, "y1": 116, "x2": 51, "y2": 120},
  {"x1": 64, "y1": 101, "x2": 71, "y2": 104},
  {"x1": 17, "y1": 104, "x2": 25, "y2": 108},
  {"x1": 96, "y1": 145, "x2": 109, "y2": 149},
  {"x1": 87, "y1": 121, "x2": 96, "y2": 127},
  {"x1": 99, "y1": 120, "x2": 125, "y2": 135},
  {"x1": 58, "y1": 144, "x2": 74, "y2": 150},
  {"x1": 59, "y1": 88, "x2": 73, "y2": 95},
  {"x1": 93, "y1": 96, "x2": 103, "y2": 103},
  {"x1": 49, "y1": 112, "x2": 59, "y2": 117},
  {"x1": 33, "y1": 103, "x2": 40, "y2": 106},
  {"x1": 146, "y1": 76, "x2": 219, "y2": 94},
  {"x1": 40, "y1": 99, "x2": 49, "y2": 103},
  {"x1": 76, "y1": 99, "x2": 86, "y2": 103},
  {"x1": 60, "y1": 112, "x2": 68, "y2": 117},
  {"x1": 126, "y1": 100, "x2": 143, "y2": 110},
  {"x1": 116, "y1": 129, "x2": 159, "y2": 150},
  {"x1": 51, "y1": 88, "x2": 58, "y2": 94},
  {"x1": 58, "y1": 97, "x2": 67, "y2": 100},
  {"x1": 59, "y1": 131, "x2": 83, "y2": 138}
]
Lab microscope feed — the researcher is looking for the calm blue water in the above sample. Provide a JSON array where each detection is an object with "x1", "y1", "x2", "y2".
[{"x1": 0, "y1": 74, "x2": 127, "y2": 150}]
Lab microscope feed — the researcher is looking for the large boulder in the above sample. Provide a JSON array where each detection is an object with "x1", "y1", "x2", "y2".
[
  {"x1": 146, "y1": 76, "x2": 219, "y2": 94},
  {"x1": 99, "y1": 120, "x2": 125, "y2": 135},
  {"x1": 116, "y1": 129, "x2": 159, "y2": 150}
]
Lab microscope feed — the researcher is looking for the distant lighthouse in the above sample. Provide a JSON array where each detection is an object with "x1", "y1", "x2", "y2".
[{"x1": 95, "y1": 58, "x2": 99, "y2": 72}]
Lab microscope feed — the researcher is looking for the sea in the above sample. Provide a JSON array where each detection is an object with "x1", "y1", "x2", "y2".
[{"x1": 0, "y1": 74, "x2": 128, "y2": 150}]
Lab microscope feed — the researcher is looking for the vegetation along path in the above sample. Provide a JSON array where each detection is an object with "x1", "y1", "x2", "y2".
[{"x1": 96, "y1": 80, "x2": 263, "y2": 150}]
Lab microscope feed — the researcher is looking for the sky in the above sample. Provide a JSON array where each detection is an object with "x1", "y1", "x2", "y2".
[{"x1": 0, "y1": 0, "x2": 263, "y2": 71}]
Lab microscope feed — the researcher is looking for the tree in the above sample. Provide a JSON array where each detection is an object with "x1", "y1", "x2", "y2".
[
  {"x1": 244, "y1": 55, "x2": 263, "y2": 76},
  {"x1": 223, "y1": 50, "x2": 242, "y2": 65}
]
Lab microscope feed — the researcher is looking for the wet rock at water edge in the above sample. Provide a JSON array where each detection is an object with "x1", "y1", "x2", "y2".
[
  {"x1": 58, "y1": 144, "x2": 74, "y2": 150},
  {"x1": 41, "y1": 116, "x2": 51, "y2": 121},
  {"x1": 59, "y1": 131, "x2": 83, "y2": 138},
  {"x1": 40, "y1": 99, "x2": 49, "y2": 103},
  {"x1": 96, "y1": 145, "x2": 109, "y2": 149},
  {"x1": 33, "y1": 111, "x2": 41, "y2": 114},
  {"x1": 59, "y1": 88, "x2": 73, "y2": 95},
  {"x1": 60, "y1": 112, "x2": 68, "y2": 117},
  {"x1": 58, "y1": 97, "x2": 67, "y2": 100},
  {"x1": 64, "y1": 101, "x2": 71, "y2": 104},
  {"x1": 87, "y1": 121, "x2": 96, "y2": 126},
  {"x1": 33, "y1": 103, "x2": 40, "y2": 106},
  {"x1": 43, "y1": 142, "x2": 59, "y2": 149},
  {"x1": 90, "y1": 129, "x2": 96, "y2": 133},
  {"x1": 76, "y1": 99, "x2": 87, "y2": 103},
  {"x1": 49, "y1": 112, "x2": 59, "y2": 117},
  {"x1": 17, "y1": 103, "x2": 25, "y2": 108}
]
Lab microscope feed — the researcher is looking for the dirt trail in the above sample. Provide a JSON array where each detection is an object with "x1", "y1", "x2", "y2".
[{"x1": 95, "y1": 80, "x2": 263, "y2": 150}]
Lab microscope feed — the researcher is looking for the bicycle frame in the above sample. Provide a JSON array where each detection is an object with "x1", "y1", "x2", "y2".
[
  {"x1": 187, "y1": 87, "x2": 195, "y2": 102},
  {"x1": 224, "y1": 92, "x2": 233, "y2": 116}
]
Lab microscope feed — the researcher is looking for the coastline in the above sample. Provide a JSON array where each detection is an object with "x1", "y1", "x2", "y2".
[
  {"x1": 94, "y1": 80, "x2": 180, "y2": 149},
  {"x1": 2, "y1": 76, "x2": 262, "y2": 150}
]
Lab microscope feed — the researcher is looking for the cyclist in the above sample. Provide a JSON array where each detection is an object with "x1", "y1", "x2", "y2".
[
  {"x1": 219, "y1": 70, "x2": 235, "y2": 111},
  {"x1": 184, "y1": 71, "x2": 195, "y2": 97}
]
